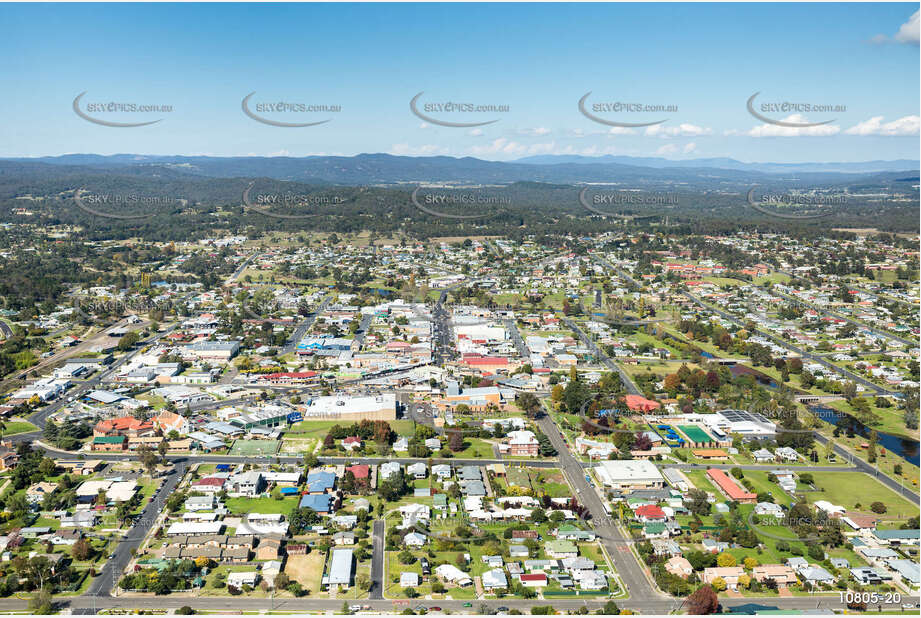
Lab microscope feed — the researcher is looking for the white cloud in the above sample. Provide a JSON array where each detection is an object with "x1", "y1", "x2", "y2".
[
  {"x1": 389, "y1": 143, "x2": 449, "y2": 156},
  {"x1": 645, "y1": 123, "x2": 712, "y2": 138},
  {"x1": 418, "y1": 122, "x2": 430, "y2": 130},
  {"x1": 735, "y1": 115, "x2": 841, "y2": 137},
  {"x1": 683, "y1": 142, "x2": 698, "y2": 154},
  {"x1": 518, "y1": 127, "x2": 551, "y2": 137},
  {"x1": 467, "y1": 128, "x2": 484, "y2": 137},
  {"x1": 607, "y1": 126, "x2": 637, "y2": 136},
  {"x1": 655, "y1": 144, "x2": 679, "y2": 156},
  {"x1": 870, "y1": 10, "x2": 918, "y2": 46},
  {"x1": 895, "y1": 10, "x2": 920, "y2": 45},
  {"x1": 845, "y1": 115, "x2": 920, "y2": 136},
  {"x1": 463, "y1": 139, "x2": 622, "y2": 160}
]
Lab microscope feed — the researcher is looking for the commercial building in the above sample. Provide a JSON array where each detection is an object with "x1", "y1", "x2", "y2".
[
  {"x1": 594, "y1": 459, "x2": 665, "y2": 490},
  {"x1": 301, "y1": 394, "x2": 397, "y2": 421}
]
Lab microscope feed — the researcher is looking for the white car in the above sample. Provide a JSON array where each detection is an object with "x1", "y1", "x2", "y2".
[{"x1": 348, "y1": 605, "x2": 362, "y2": 613}]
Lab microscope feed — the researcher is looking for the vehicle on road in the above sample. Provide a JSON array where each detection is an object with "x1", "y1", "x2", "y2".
[{"x1": 348, "y1": 605, "x2": 362, "y2": 613}]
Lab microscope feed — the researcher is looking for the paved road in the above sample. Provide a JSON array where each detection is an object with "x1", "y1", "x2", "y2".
[
  {"x1": 281, "y1": 296, "x2": 332, "y2": 355},
  {"x1": 87, "y1": 460, "x2": 189, "y2": 597},
  {"x1": 535, "y1": 413, "x2": 667, "y2": 607},
  {"x1": 562, "y1": 316, "x2": 642, "y2": 396},
  {"x1": 503, "y1": 317, "x2": 531, "y2": 359},
  {"x1": 5, "y1": 592, "x2": 906, "y2": 614},
  {"x1": 369, "y1": 519, "x2": 385, "y2": 600},
  {"x1": 683, "y1": 289, "x2": 894, "y2": 396},
  {"x1": 23, "y1": 306, "x2": 195, "y2": 434},
  {"x1": 810, "y1": 430, "x2": 920, "y2": 503},
  {"x1": 758, "y1": 286, "x2": 915, "y2": 349}
]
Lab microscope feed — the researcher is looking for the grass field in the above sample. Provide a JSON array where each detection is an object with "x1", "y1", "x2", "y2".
[
  {"x1": 225, "y1": 496, "x2": 298, "y2": 517},
  {"x1": 0, "y1": 420, "x2": 39, "y2": 436},
  {"x1": 802, "y1": 472, "x2": 920, "y2": 522},
  {"x1": 228, "y1": 439, "x2": 281, "y2": 456}
]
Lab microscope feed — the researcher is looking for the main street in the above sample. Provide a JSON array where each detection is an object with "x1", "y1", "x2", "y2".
[
  {"x1": 535, "y1": 413, "x2": 667, "y2": 609},
  {"x1": 561, "y1": 316, "x2": 642, "y2": 396}
]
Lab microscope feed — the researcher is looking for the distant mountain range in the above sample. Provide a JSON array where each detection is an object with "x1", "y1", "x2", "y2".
[
  {"x1": 514, "y1": 154, "x2": 920, "y2": 174},
  {"x1": 3, "y1": 153, "x2": 918, "y2": 188}
]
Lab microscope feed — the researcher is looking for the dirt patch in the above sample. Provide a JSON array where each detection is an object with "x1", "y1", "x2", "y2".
[{"x1": 285, "y1": 551, "x2": 324, "y2": 588}]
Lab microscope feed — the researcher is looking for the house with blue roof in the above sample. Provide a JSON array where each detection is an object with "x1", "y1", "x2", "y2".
[
  {"x1": 299, "y1": 493, "x2": 333, "y2": 513},
  {"x1": 306, "y1": 471, "x2": 336, "y2": 494}
]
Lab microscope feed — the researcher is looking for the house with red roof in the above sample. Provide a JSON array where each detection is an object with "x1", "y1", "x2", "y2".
[
  {"x1": 520, "y1": 573, "x2": 548, "y2": 588},
  {"x1": 625, "y1": 395, "x2": 661, "y2": 412},
  {"x1": 342, "y1": 436, "x2": 362, "y2": 451},
  {"x1": 258, "y1": 371, "x2": 319, "y2": 386},
  {"x1": 345, "y1": 464, "x2": 370, "y2": 485},
  {"x1": 191, "y1": 477, "x2": 226, "y2": 493},
  {"x1": 93, "y1": 416, "x2": 155, "y2": 438},
  {"x1": 634, "y1": 504, "x2": 667, "y2": 522}
]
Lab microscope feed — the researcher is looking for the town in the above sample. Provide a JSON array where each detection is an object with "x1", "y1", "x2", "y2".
[{"x1": 0, "y1": 227, "x2": 917, "y2": 615}]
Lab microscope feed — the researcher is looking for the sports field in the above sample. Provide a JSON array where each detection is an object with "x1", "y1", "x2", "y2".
[{"x1": 228, "y1": 439, "x2": 280, "y2": 456}]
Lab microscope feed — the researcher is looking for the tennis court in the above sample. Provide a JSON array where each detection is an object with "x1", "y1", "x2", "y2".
[{"x1": 228, "y1": 439, "x2": 280, "y2": 456}]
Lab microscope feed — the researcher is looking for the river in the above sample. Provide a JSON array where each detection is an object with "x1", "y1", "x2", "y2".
[{"x1": 809, "y1": 405, "x2": 920, "y2": 467}]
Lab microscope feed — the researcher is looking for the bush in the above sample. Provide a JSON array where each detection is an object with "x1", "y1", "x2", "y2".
[
  {"x1": 177, "y1": 607, "x2": 195, "y2": 615},
  {"x1": 870, "y1": 501, "x2": 887, "y2": 514}
]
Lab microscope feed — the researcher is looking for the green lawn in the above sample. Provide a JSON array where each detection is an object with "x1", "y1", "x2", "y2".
[
  {"x1": 802, "y1": 472, "x2": 920, "y2": 521},
  {"x1": 225, "y1": 496, "x2": 298, "y2": 517},
  {"x1": 1, "y1": 420, "x2": 39, "y2": 436}
]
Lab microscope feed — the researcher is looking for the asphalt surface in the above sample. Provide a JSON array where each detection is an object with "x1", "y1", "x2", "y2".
[
  {"x1": 536, "y1": 413, "x2": 666, "y2": 608},
  {"x1": 370, "y1": 519, "x2": 385, "y2": 600},
  {"x1": 281, "y1": 295, "x2": 332, "y2": 355},
  {"x1": 503, "y1": 317, "x2": 531, "y2": 359},
  {"x1": 562, "y1": 316, "x2": 642, "y2": 396},
  {"x1": 86, "y1": 460, "x2": 189, "y2": 597}
]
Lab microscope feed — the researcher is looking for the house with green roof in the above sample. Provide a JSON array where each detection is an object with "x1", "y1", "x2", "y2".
[
  {"x1": 545, "y1": 539, "x2": 578, "y2": 559},
  {"x1": 433, "y1": 494, "x2": 448, "y2": 510},
  {"x1": 556, "y1": 524, "x2": 596, "y2": 542},
  {"x1": 872, "y1": 528, "x2": 920, "y2": 546},
  {"x1": 643, "y1": 521, "x2": 668, "y2": 539}
]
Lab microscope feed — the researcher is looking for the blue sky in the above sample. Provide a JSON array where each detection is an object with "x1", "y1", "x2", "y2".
[{"x1": 1, "y1": 2, "x2": 918, "y2": 162}]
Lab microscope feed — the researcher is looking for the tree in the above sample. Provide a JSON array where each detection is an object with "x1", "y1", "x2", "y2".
[
  {"x1": 716, "y1": 552, "x2": 736, "y2": 567},
  {"x1": 137, "y1": 445, "x2": 159, "y2": 476},
  {"x1": 685, "y1": 489, "x2": 711, "y2": 517},
  {"x1": 117, "y1": 330, "x2": 141, "y2": 352},
  {"x1": 686, "y1": 584, "x2": 719, "y2": 614},
  {"x1": 72, "y1": 538, "x2": 92, "y2": 561},
  {"x1": 448, "y1": 431, "x2": 464, "y2": 452},
  {"x1": 870, "y1": 501, "x2": 887, "y2": 514},
  {"x1": 29, "y1": 587, "x2": 53, "y2": 614}
]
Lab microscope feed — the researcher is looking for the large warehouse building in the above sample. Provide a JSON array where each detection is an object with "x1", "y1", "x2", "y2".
[
  {"x1": 301, "y1": 394, "x2": 397, "y2": 421},
  {"x1": 594, "y1": 459, "x2": 665, "y2": 491}
]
